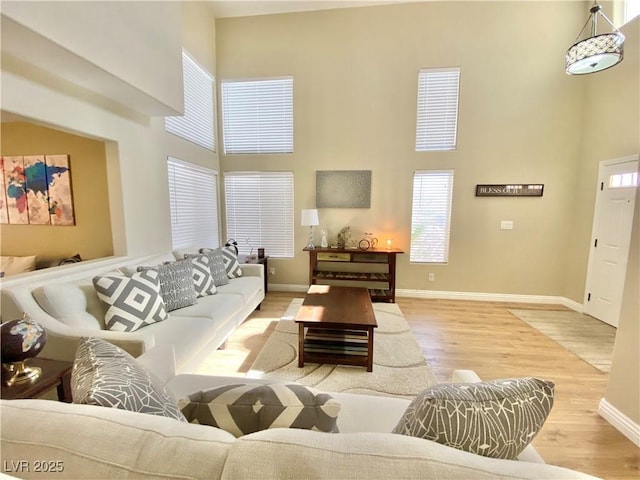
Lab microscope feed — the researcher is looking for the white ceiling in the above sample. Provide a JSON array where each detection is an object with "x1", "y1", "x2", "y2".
[{"x1": 207, "y1": 0, "x2": 422, "y2": 18}]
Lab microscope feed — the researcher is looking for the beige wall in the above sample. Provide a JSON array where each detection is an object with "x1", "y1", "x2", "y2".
[
  {"x1": 1, "y1": 1, "x2": 218, "y2": 257},
  {"x1": 216, "y1": 1, "x2": 586, "y2": 294},
  {"x1": 572, "y1": 12, "x2": 640, "y2": 427},
  {"x1": 0, "y1": 122, "x2": 113, "y2": 260}
]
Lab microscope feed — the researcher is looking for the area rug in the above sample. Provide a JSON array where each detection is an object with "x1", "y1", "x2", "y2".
[
  {"x1": 509, "y1": 309, "x2": 616, "y2": 373},
  {"x1": 246, "y1": 299, "x2": 438, "y2": 398}
]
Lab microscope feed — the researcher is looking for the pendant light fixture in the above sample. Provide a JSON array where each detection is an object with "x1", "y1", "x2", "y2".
[{"x1": 566, "y1": 2, "x2": 625, "y2": 75}]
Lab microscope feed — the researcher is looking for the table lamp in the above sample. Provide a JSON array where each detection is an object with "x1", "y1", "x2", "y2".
[{"x1": 301, "y1": 209, "x2": 320, "y2": 249}]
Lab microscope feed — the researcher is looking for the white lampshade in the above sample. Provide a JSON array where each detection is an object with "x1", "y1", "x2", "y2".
[{"x1": 301, "y1": 209, "x2": 319, "y2": 226}]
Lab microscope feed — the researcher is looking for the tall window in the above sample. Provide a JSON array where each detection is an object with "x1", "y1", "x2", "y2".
[
  {"x1": 167, "y1": 157, "x2": 219, "y2": 249},
  {"x1": 415, "y1": 68, "x2": 460, "y2": 152},
  {"x1": 410, "y1": 170, "x2": 454, "y2": 263},
  {"x1": 224, "y1": 172, "x2": 294, "y2": 258},
  {"x1": 624, "y1": 0, "x2": 640, "y2": 24},
  {"x1": 165, "y1": 51, "x2": 215, "y2": 151},
  {"x1": 221, "y1": 77, "x2": 293, "y2": 154}
]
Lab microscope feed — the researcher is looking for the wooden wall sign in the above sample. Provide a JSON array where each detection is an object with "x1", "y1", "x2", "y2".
[{"x1": 475, "y1": 184, "x2": 544, "y2": 197}]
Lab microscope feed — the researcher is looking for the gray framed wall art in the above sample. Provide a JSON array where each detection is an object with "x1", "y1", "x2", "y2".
[{"x1": 316, "y1": 170, "x2": 371, "y2": 208}]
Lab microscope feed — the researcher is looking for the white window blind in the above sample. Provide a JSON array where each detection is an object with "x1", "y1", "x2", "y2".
[
  {"x1": 221, "y1": 77, "x2": 293, "y2": 154},
  {"x1": 167, "y1": 157, "x2": 220, "y2": 249},
  {"x1": 415, "y1": 68, "x2": 460, "y2": 152},
  {"x1": 165, "y1": 51, "x2": 215, "y2": 151},
  {"x1": 410, "y1": 170, "x2": 454, "y2": 263},
  {"x1": 224, "y1": 172, "x2": 294, "y2": 258}
]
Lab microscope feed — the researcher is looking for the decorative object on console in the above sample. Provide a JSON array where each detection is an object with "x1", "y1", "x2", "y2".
[
  {"x1": 71, "y1": 337, "x2": 186, "y2": 422},
  {"x1": 320, "y1": 229, "x2": 328, "y2": 248},
  {"x1": 1, "y1": 314, "x2": 47, "y2": 386},
  {"x1": 358, "y1": 232, "x2": 378, "y2": 251},
  {"x1": 59, "y1": 253, "x2": 82, "y2": 265},
  {"x1": 301, "y1": 209, "x2": 319, "y2": 249},
  {"x1": 392, "y1": 377, "x2": 555, "y2": 460},
  {"x1": 316, "y1": 170, "x2": 372, "y2": 208},
  {"x1": 1, "y1": 154, "x2": 75, "y2": 225},
  {"x1": 336, "y1": 226, "x2": 352, "y2": 249},
  {"x1": 258, "y1": 248, "x2": 265, "y2": 259},
  {"x1": 566, "y1": 2, "x2": 624, "y2": 75},
  {"x1": 178, "y1": 382, "x2": 341, "y2": 437}
]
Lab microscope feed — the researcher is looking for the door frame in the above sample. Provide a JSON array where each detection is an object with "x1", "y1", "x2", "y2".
[{"x1": 583, "y1": 154, "x2": 639, "y2": 325}]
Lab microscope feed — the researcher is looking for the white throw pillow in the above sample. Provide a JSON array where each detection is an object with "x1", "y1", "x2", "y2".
[
  {"x1": 33, "y1": 283, "x2": 103, "y2": 330},
  {"x1": 1, "y1": 255, "x2": 36, "y2": 277}
]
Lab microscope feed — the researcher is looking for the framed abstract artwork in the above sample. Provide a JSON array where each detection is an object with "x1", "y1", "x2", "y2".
[
  {"x1": 316, "y1": 170, "x2": 372, "y2": 208},
  {"x1": 0, "y1": 154, "x2": 75, "y2": 225}
]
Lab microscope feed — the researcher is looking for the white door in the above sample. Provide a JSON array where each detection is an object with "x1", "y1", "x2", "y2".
[{"x1": 584, "y1": 156, "x2": 638, "y2": 327}]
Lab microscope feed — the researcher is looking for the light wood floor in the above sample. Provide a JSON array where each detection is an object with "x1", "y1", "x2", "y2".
[{"x1": 211, "y1": 292, "x2": 639, "y2": 480}]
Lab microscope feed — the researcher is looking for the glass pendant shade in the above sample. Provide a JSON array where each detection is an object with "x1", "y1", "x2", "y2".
[{"x1": 566, "y1": 3, "x2": 625, "y2": 75}]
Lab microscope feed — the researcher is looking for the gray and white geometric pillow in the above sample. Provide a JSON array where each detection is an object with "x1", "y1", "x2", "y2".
[
  {"x1": 392, "y1": 377, "x2": 555, "y2": 460},
  {"x1": 201, "y1": 247, "x2": 242, "y2": 279},
  {"x1": 199, "y1": 248, "x2": 230, "y2": 286},
  {"x1": 93, "y1": 269, "x2": 168, "y2": 332},
  {"x1": 178, "y1": 383, "x2": 341, "y2": 437},
  {"x1": 137, "y1": 259, "x2": 197, "y2": 311},
  {"x1": 184, "y1": 254, "x2": 217, "y2": 297},
  {"x1": 71, "y1": 337, "x2": 186, "y2": 422}
]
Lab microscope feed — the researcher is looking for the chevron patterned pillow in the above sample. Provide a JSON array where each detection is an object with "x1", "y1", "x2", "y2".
[
  {"x1": 93, "y1": 269, "x2": 168, "y2": 332},
  {"x1": 392, "y1": 377, "x2": 554, "y2": 459},
  {"x1": 71, "y1": 337, "x2": 186, "y2": 422},
  {"x1": 178, "y1": 383, "x2": 341, "y2": 437}
]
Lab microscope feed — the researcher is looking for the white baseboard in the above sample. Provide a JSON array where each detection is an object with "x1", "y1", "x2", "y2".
[
  {"x1": 268, "y1": 284, "x2": 584, "y2": 310},
  {"x1": 598, "y1": 398, "x2": 640, "y2": 447}
]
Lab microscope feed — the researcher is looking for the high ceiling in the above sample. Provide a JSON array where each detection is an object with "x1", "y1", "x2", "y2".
[{"x1": 207, "y1": 0, "x2": 420, "y2": 18}]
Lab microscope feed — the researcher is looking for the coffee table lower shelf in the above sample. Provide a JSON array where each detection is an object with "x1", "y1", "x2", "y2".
[{"x1": 298, "y1": 327, "x2": 374, "y2": 372}]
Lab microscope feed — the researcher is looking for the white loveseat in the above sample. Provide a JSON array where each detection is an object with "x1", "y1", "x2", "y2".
[
  {"x1": 0, "y1": 358, "x2": 599, "y2": 480},
  {"x1": 0, "y1": 249, "x2": 265, "y2": 376}
]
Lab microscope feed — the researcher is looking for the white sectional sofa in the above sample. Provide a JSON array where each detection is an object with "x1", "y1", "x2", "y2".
[
  {"x1": 0, "y1": 249, "x2": 265, "y2": 376},
  {"x1": 0, "y1": 359, "x2": 599, "y2": 480}
]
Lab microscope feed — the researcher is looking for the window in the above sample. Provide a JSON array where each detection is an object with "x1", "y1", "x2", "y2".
[
  {"x1": 609, "y1": 172, "x2": 638, "y2": 188},
  {"x1": 224, "y1": 172, "x2": 294, "y2": 258},
  {"x1": 221, "y1": 77, "x2": 293, "y2": 154},
  {"x1": 624, "y1": 0, "x2": 640, "y2": 24},
  {"x1": 410, "y1": 170, "x2": 454, "y2": 263},
  {"x1": 167, "y1": 157, "x2": 219, "y2": 249},
  {"x1": 415, "y1": 68, "x2": 460, "y2": 152},
  {"x1": 165, "y1": 51, "x2": 215, "y2": 151}
]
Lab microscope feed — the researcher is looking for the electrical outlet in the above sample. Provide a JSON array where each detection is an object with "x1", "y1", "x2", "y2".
[
  {"x1": 428, "y1": 272, "x2": 435, "y2": 282},
  {"x1": 269, "y1": 267, "x2": 276, "y2": 275}
]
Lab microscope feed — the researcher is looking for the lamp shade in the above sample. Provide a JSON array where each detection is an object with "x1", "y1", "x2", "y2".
[
  {"x1": 301, "y1": 209, "x2": 319, "y2": 226},
  {"x1": 566, "y1": 3, "x2": 625, "y2": 75},
  {"x1": 566, "y1": 32, "x2": 624, "y2": 75}
]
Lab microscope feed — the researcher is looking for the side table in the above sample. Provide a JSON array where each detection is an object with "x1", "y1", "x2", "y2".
[
  {"x1": 1, "y1": 357, "x2": 73, "y2": 402},
  {"x1": 239, "y1": 254, "x2": 269, "y2": 294}
]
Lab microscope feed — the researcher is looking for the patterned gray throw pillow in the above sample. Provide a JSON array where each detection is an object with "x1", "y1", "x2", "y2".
[
  {"x1": 198, "y1": 248, "x2": 230, "y2": 286},
  {"x1": 200, "y1": 247, "x2": 242, "y2": 279},
  {"x1": 392, "y1": 377, "x2": 554, "y2": 459},
  {"x1": 93, "y1": 269, "x2": 168, "y2": 332},
  {"x1": 71, "y1": 337, "x2": 186, "y2": 422},
  {"x1": 138, "y1": 259, "x2": 197, "y2": 311},
  {"x1": 178, "y1": 383, "x2": 341, "y2": 437},
  {"x1": 184, "y1": 254, "x2": 217, "y2": 297}
]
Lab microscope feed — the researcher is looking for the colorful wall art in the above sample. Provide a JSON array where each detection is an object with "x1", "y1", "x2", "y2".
[{"x1": 0, "y1": 154, "x2": 75, "y2": 226}]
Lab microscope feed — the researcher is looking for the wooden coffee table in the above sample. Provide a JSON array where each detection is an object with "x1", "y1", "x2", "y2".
[{"x1": 295, "y1": 285, "x2": 377, "y2": 372}]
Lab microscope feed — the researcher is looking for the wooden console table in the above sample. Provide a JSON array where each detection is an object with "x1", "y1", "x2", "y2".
[{"x1": 304, "y1": 247, "x2": 403, "y2": 302}]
